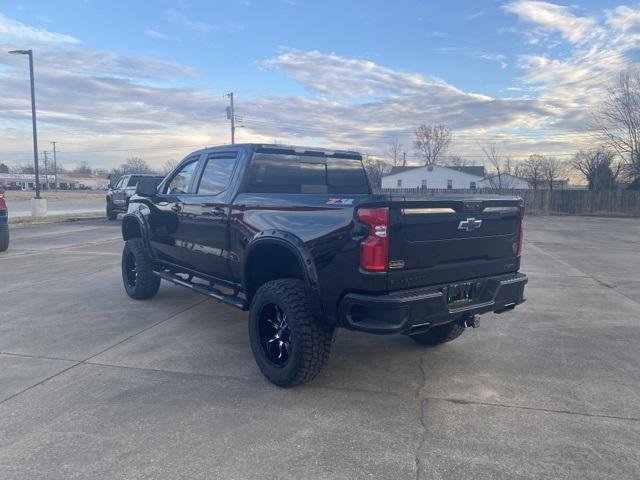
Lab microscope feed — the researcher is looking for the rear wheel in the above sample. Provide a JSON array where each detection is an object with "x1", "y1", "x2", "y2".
[
  {"x1": 249, "y1": 279, "x2": 333, "y2": 387},
  {"x1": 409, "y1": 321, "x2": 465, "y2": 346},
  {"x1": 0, "y1": 228, "x2": 8, "y2": 252},
  {"x1": 121, "y1": 238, "x2": 160, "y2": 299},
  {"x1": 107, "y1": 201, "x2": 117, "y2": 221}
]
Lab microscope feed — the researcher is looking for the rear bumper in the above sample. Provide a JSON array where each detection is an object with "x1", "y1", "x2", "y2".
[
  {"x1": 0, "y1": 210, "x2": 7, "y2": 228},
  {"x1": 337, "y1": 272, "x2": 527, "y2": 335}
]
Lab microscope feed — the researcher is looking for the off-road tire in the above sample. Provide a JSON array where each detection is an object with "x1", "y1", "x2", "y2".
[
  {"x1": 107, "y1": 201, "x2": 118, "y2": 221},
  {"x1": 249, "y1": 279, "x2": 333, "y2": 387},
  {"x1": 409, "y1": 321, "x2": 465, "y2": 346},
  {"x1": 121, "y1": 238, "x2": 160, "y2": 300},
  {"x1": 0, "y1": 228, "x2": 9, "y2": 252}
]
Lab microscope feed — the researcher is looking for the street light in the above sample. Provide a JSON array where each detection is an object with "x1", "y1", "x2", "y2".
[{"x1": 9, "y1": 49, "x2": 43, "y2": 205}]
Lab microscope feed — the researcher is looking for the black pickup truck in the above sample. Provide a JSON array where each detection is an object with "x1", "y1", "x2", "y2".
[{"x1": 121, "y1": 144, "x2": 527, "y2": 386}]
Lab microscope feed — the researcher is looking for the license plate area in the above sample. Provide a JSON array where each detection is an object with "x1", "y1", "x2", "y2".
[{"x1": 445, "y1": 282, "x2": 476, "y2": 307}]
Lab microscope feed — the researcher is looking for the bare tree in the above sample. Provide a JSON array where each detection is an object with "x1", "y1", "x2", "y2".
[
  {"x1": 162, "y1": 159, "x2": 179, "y2": 174},
  {"x1": 72, "y1": 162, "x2": 92, "y2": 174},
  {"x1": 593, "y1": 70, "x2": 640, "y2": 180},
  {"x1": 363, "y1": 155, "x2": 391, "y2": 189},
  {"x1": 112, "y1": 157, "x2": 153, "y2": 175},
  {"x1": 442, "y1": 155, "x2": 473, "y2": 167},
  {"x1": 543, "y1": 157, "x2": 566, "y2": 190},
  {"x1": 571, "y1": 149, "x2": 622, "y2": 190},
  {"x1": 0, "y1": 163, "x2": 9, "y2": 174},
  {"x1": 518, "y1": 154, "x2": 546, "y2": 190},
  {"x1": 413, "y1": 124, "x2": 451, "y2": 165},
  {"x1": 386, "y1": 138, "x2": 405, "y2": 167},
  {"x1": 482, "y1": 144, "x2": 516, "y2": 189}
]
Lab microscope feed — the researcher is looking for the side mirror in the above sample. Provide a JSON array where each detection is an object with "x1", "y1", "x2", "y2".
[{"x1": 136, "y1": 179, "x2": 159, "y2": 197}]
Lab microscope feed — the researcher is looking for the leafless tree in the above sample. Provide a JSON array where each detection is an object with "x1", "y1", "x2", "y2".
[
  {"x1": 363, "y1": 155, "x2": 391, "y2": 189},
  {"x1": 72, "y1": 162, "x2": 92, "y2": 174},
  {"x1": 413, "y1": 124, "x2": 451, "y2": 165},
  {"x1": 386, "y1": 138, "x2": 405, "y2": 167},
  {"x1": 482, "y1": 144, "x2": 517, "y2": 189},
  {"x1": 571, "y1": 149, "x2": 622, "y2": 190},
  {"x1": 162, "y1": 159, "x2": 179, "y2": 174},
  {"x1": 593, "y1": 70, "x2": 640, "y2": 180},
  {"x1": 518, "y1": 154, "x2": 546, "y2": 190},
  {"x1": 543, "y1": 157, "x2": 566, "y2": 190},
  {"x1": 112, "y1": 157, "x2": 153, "y2": 175},
  {"x1": 442, "y1": 155, "x2": 473, "y2": 167}
]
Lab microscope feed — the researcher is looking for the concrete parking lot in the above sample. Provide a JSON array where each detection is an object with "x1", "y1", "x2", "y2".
[{"x1": 1, "y1": 216, "x2": 639, "y2": 479}]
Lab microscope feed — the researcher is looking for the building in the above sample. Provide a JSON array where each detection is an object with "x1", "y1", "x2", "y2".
[
  {"x1": 381, "y1": 164, "x2": 488, "y2": 190},
  {"x1": 0, "y1": 173, "x2": 108, "y2": 190},
  {"x1": 381, "y1": 164, "x2": 533, "y2": 191}
]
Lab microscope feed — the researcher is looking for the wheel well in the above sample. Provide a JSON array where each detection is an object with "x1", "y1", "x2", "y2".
[
  {"x1": 246, "y1": 243, "x2": 304, "y2": 301},
  {"x1": 122, "y1": 217, "x2": 142, "y2": 240}
]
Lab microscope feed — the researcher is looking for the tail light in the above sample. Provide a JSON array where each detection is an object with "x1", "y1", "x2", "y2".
[
  {"x1": 0, "y1": 188, "x2": 6, "y2": 210},
  {"x1": 357, "y1": 207, "x2": 389, "y2": 271},
  {"x1": 516, "y1": 205, "x2": 524, "y2": 256}
]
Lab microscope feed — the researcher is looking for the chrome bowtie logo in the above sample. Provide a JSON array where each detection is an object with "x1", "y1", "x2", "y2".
[{"x1": 458, "y1": 217, "x2": 483, "y2": 232}]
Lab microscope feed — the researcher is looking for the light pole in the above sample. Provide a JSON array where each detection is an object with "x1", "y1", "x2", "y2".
[{"x1": 9, "y1": 49, "x2": 45, "y2": 213}]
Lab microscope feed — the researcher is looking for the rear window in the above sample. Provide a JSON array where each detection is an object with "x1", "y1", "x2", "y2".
[
  {"x1": 244, "y1": 154, "x2": 369, "y2": 194},
  {"x1": 127, "y1": 176, "x2": 144, "y2": 187}
]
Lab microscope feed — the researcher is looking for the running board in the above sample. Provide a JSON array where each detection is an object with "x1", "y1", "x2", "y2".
[{"x1": 153, "y1": 270, "x2": 248, "y2": 310}]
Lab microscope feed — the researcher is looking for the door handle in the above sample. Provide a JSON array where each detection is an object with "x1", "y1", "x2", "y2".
[
  {"x1": 210, "y1": 207, "x2": 225, "y2": 216},
  {"x1": 171, "y1": 204, "x2": 182, "y2": 213}
]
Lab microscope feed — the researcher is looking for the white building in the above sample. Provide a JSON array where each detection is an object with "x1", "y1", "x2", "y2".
[{"x1": 381, "y1": 165, "x2": 487, "y2": 190}]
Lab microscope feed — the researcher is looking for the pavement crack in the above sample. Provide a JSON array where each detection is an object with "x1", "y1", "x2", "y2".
[
  {"x1": 431, "y1": 396, "x2": 640, "y2": 422},
  {"x1": 0, "y1": 361, "x2": 82, "y2": 405}
]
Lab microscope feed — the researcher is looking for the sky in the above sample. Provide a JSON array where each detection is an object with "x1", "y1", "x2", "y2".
[{"x1": 0, "y1": 0, "x2": 639, "y2": 170}]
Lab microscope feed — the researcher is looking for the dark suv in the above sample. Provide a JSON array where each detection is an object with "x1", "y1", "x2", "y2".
[
  {"x1": 120, "y1": 144, "x2": 527, "y2": 387},
  {"x1": 106, "y1": 174, "x2": 164, "y2": 220}
]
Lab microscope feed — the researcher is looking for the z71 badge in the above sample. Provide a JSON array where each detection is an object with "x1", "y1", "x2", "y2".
[{"x1": 326, "y1": 198, "x2": 354, "y2": 205}]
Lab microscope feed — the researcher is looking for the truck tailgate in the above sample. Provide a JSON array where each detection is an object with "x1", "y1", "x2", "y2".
[{"x1": 385, "y1": 195, "x2": 522, "y2": 290}]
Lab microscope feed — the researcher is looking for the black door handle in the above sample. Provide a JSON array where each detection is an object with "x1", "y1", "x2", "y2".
[
  {"x1": 210, "y1": 207, "x2": 225, "y2": 216},
  {"x1": 171, "y1": 204, "x2": 182, "y2": 213}
]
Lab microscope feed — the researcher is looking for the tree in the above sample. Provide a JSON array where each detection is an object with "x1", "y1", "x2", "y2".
[
  {"x1": 571, "y1": 149, "x2": 622, "y2": 190},
  {"x1": 363, "y1": 155, "x2": 391, "y2": 189},
  {"x1": 15, "y1": 164, "x2": 35, "y2": 174},
  {"x1": 112, "y1": 157, "x2": 153, "y2": 175},
  {"x1": 0, "y1": 163, "x2": 9, "y2": 174},
  {"x1": 442, "y1": 155, "x2": 472, "y2": 167},
  {"x1": 593, "y1": 70, "x2": 640, "y2": 180},
  {"x1": 162, "y1": 159, "x2": 179, "y2": 174},
  {"x1": 72, "y1": 162, "x2": 92, "y2": 174},
  {"x1": 543, "y1": 157, "x2": 566, "y2": 190},
  {"x1": 413, "y1": 124, "x2": 451, "y2": 165},
  {"x1": 482, "y1": 144, "x2": 516, "y2": 189},
  {"x1": 386, "y1": 138, "x2": 405, "y2": 167},
  {"x1": 518, "y1": 154, "x2": 546, "y2": 190}
]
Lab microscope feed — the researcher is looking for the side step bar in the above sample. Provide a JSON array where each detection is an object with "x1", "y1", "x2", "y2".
[{"x1": 153, "y1": 270, "x2": 249, "y2": 310}]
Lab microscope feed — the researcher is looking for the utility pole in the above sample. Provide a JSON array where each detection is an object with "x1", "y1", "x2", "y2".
[
  {"x1": 42, "y1": 150, "x2": 49, "y2": 190},
  {"x1": 402, "y1": 151, "x2": 407, "y2": 167},
  {"x1": 226, "y1": 92, "x2": 235, "y2": 144},
  {"x1": 51, "y1": 141, "x2": 58, "y2": 190}
]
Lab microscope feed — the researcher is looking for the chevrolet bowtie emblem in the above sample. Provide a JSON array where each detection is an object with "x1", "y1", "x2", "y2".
[{"x1": 458, "y1": 217, "x2": 483, "y2": 232}]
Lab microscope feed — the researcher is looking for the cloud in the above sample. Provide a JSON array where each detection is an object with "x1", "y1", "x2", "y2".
[
  {"x1": 144, "y1": 28, "x2": 168, "y2": 39},
  {"x1": 163, "y1": 9, "x2": 217, "y2": 33},
  {"x1": 606, "y1": 5, "x2": 640, "y2": 33},
  {"x1": 437, "y1": 47, "x2": 508, "y2": 69},
  {"x1": 503, "y1": 1, "x2": 600, "y2": 44},
  {"x1": 465, "y1": 11, "x2": 485, "y2": 21},
  {"x1": 0, "y1": 12, "x2": 79, "y2": 45}
]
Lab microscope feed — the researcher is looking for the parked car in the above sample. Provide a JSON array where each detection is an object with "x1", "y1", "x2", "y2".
[
  {"x1": 106, "y1": 174, "x2": 165, "y2": 220},
  {"x1": 0, "y1": 186, "x2": 8, "y2": 252},
  {"x1": 120, "y1": 144, "x2": 527, "y2": 387}
]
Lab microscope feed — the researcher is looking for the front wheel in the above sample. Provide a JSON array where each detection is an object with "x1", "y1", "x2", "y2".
[
  {"x1": 248, "y1": 279, "x2": 333, "y2": 387},
  {"x1": 107, "y1": 201, "x2": 117, "y2": 221},
  {"x1": 0, "y1": 228, "x2": 9, "y2": 252},
  {"x1": 409, "y1": 321, "x2": 465, "y2": 346},
  {"x1": 121, "y1": 238, "x2": 160, "y2": 299}
]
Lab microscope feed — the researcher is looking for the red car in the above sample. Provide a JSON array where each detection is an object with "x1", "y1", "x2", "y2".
[{"x1": 0, "y1": 187, "x2": 8, "y2": 252}]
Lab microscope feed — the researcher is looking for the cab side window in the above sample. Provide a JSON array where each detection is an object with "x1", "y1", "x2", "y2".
[
  {"x1": 196, "y1": 156, "x2": 237, "y2": 195},
  {"x1": 165, "y1": 159, "x2": 199, "y2": 195}
]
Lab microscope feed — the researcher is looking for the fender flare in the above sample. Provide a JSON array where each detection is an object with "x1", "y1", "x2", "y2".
[
  {"x1": 244, "y1": 230, "x2": 323, "y2": 317},
  {"x1": 121, "y1": 210, "x2": 153, "y2": 254}
]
